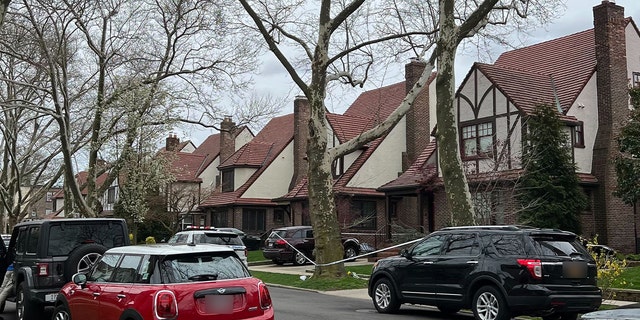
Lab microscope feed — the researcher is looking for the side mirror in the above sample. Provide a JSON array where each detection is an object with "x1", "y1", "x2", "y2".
[
  {"x1": 73, "y1": 273, "x2": 87, "y2": 288},
  {"x1": 400, "y1": 248, "x2": 411, "y2": 259}
]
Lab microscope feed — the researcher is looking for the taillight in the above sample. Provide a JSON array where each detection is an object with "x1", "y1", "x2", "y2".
[
  {"x1": 36, "y1": 263, "x2": 49, "y2": 276},
  {"x1": 517, "y1": 259, "x2": 542, "y2": 279},
  {"x1": 258, "y1": 282, "x2": 272, "y2": 310},
  {"x1": 154, "y1": 290, "x2": 178, "y2": 319},
  {"x1": 275, "y1": 239, "x2": 286, "y2": 246}
]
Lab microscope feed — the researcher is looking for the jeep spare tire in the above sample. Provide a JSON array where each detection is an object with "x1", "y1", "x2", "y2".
[{"x1": 64, "y1": 243, "x2": 107, "y2": 279}]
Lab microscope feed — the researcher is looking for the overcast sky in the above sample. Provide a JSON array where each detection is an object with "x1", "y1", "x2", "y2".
[{"x1": 187, "y1": 0, "x2": 640, "y2": 145}]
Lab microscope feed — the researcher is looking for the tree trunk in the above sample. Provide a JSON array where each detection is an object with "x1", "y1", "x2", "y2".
[{"x1": 435, "y1": 0, "x2": 475, "y2": 226}]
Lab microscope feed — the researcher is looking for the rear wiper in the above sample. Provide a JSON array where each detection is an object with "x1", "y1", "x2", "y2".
[{"x1": 188, "y1": 274, "x2": 218, "y2": 281}]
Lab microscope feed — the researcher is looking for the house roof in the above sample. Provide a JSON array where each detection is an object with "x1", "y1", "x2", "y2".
[
  {"x1": 200, "y1": 114, "x2": 294, "y2": 207},
  {"x1": 488, "y1": 29, "x2": 596, "y2": 114},
  {"x1": 162, "y1": 151, "x2": 207, "y2": 182},
  {"x1": 378, "y1": 141, "x2": 438, "y2": 191}
]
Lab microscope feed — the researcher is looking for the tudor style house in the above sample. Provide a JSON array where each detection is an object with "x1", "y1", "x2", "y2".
[
  {"x1": 197, "y1": 61, "x2": 437, "y2": 245},
  {"x1": 380, "y1": 0, "x2": 640, "y2": 253}
]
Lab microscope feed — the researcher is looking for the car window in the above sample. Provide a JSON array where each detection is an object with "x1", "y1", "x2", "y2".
[
  {"x1": 443, "y1": 233, "x2": 480, "y2": 256},
  {"x1": 292, "y1": 230, "x2": 303, "y2": 239},
  {"x1": 160, "y1": 252, "x2": 250, "y2": 283},
  {"x1": 88, "y1": 253, "x2": 121, "y2": 282},
  {"x1": 482, "y1": 234, "x2": 526, "y2": 256},
  {"x1": 47, "y1": 222, "x2": 126, "y2": 256},
  {"x1": 532, "y1": 236, "x2": 588, "y2": 257},
  {"x1": 201, "y1": 233, "x2": 243, "y2": 246},
  {"x1": 412, "y1": 234, "x2": 446, "y2": 257},
  {"x1": 112, "y1": 255, "x2": 142, "y2": 283},
  {"x1": 15, "y1": 227, "x2": 28, "y2": 255},
  {"x1": 136, "y1": 255, "x2": 160, "y2": 284},
  {"x1": 268, "y1": 230, "x2": 287, "y2": 239},
  {"x1": 25, "y1": 227, "x2": 40, "y2": 255},
  {"x1": 167, "y1": 233, "x2": 189, "y2": 243},
  {"x1": 305, "y1": 230, "x2": 313, "y2": 238}
]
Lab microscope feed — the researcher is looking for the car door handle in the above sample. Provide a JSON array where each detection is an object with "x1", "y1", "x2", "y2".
[
  {"x1": 93, "y1": 292, "x2": 100, "y2": 298},
  {"x1": 422, "y1": 261, "x2": 434, "y2": 264},
  {"x1": 467, "y1": 261, "x2": 478, "y2": 264},
  {"x1": 117, "y1": 294, "x2": 126, "y2": 299}
]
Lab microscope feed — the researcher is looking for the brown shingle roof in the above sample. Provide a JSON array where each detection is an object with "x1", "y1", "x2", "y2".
[
  {"x1": 378, "y1": 141, "x2": 438, "y2": 191},
  {"x1": 200, "y1": 114, "x2": 294, "y2": 207},
  {"x1": 492, "y1": 29, "x2": 596, "y2": 113},
  {"x1": 164, "y1": 152, "x2": 206, "y2": 182}
]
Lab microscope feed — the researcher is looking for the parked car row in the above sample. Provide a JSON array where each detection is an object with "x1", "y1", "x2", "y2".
[{"x1": 0, "y1": 219, "x2": 274, "y2": 320}]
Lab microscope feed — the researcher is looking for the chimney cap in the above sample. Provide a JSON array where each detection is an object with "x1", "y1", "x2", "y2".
[{"x1": 295, "y1": 95, "x2": 307, "y2": 100}]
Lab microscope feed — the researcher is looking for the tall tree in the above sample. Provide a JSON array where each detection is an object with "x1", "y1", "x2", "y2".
[
  {"x1": 614, "y1": 87, "x2": 640, "y2": 252},
  {"x1": 1, "y1": 0, "x2": 277, "y2": 219},
  {"x1": 517, "y1": 104, "x2": 587, "y2": 233},
  {"x1": 239, "y1": 0, "x2": 560, "y2": 278}
]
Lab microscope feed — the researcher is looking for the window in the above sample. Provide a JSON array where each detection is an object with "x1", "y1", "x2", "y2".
[
  {"x1": 46, "y1": 192, "x2": 53, "y2": 202},
  {"x1": 633, "y1": 72, "x2": 640, "y2": 88},
  {"x1": 443, "y1": 234, "x2": 480, "y2": 256},
  {"x1": 412, "y1": 234, "x2": 446, "y2": 257},
  {"x1": 273, "y1": 209, "x2": 285, "y2": 224},
  {"x1": 462, "y1": 122, "x2": 493, "y2": 158},
  {"x1": 574, "y1": 122, "x2": 585, "y2": 148},
  {"x1": 221, "y1": 170, "x2": 234, "y2": 192},
  {"x1": 331, "y1": 157, "x2": 344, "y2": 178},
  {"x1": 88, "y1": 253, "x2": 121, "y2": 282},
  {"x1": 107, "y1": 187, "x2": 116, "y2": 204},
  {"x1": 211, "y1": 210, "x2": 228, "y2": 227},
  {"x1": 242, "y1": 209, "x2": 266, "y2": 232},
  {"x1": 112, "y1": 255, "x2": 142, "y2": 283},
  {"x1": 26, "y1": 227, "x2": 40, "y2": 254},
  {"x1": 350, "y1": 200, "x2": 377, "y2": 230}
]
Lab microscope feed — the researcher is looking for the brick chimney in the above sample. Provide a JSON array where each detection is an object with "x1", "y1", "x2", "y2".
[
  {"x1": 592, "y1": 1, "x2": 634, "y2": 251},
  {"x1": 165, "y1": 133, "x2": 179, "y2": 152},
  {"x1": 290, "y1": 96, "x2": 309, "y2": 190},
  {"x1": 219, "y1": 116, "x2": 236, "y2": 164},
  {"x1": 404, "y1": 58, "x2": 431, "y2": 170}
]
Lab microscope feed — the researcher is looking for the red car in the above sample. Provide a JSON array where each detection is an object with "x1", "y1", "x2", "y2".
[{"x1": 52, "y1": 243, "x2": 274, "y2": 320}]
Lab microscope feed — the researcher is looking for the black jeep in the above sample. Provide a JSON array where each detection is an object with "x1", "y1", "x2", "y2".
[{"x1": 3, "y1": 218, "x2": 129, "y2": 320}]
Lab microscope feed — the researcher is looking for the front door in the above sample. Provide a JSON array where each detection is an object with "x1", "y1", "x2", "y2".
[{"x1": 399, "y1": 234, "x2": 447, "y2": 302}]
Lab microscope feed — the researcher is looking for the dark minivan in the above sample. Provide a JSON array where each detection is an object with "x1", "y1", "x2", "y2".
[{"x1": 368, "y1": 225, "x2": 601, "y2": 320}]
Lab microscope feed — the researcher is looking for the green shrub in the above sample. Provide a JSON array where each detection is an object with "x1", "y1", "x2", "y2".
[
  {"x1": 145, "y1": 236, "x2": 156, "y2": 244},
  {"x1": 587, "y1": 235, "x2": 627, "y2": 301}
]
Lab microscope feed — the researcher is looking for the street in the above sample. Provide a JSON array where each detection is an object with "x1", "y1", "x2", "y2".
[
  {"x1": 269, "y1": 286, "x2": 475, "y2": 320},
  {"x1": 0, "y1": 288, "x2": 476, "y2": 320}
]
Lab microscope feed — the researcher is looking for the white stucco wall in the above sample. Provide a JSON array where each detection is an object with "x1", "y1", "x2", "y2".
[
  {"x1": 234, "y1": 167, "x2": 256, "y2": 190},
  {"x1": 429, "y1": 80, "x2": 438, "y2": 132},
  {"x1": 567, "y1": 74, "x2": 598, "y2": 173},
  {"x1": 181, "y1": 142, "x2": 196, "y2": 153},
  {"x1": 348, "y1": 117, "x2": 407, "y2": 188},
  {"x1": 244, "y1": 143, "x2": 294, "y2": 198},
  {"x1": 235, "y1": 128, "x2": 254, "y2": 151},
  {"x1": 199, "y1": 157, "x2": 220, "y2": 190},
  {"x1": 627, "y1": 23, "x2": 640, "y2": 95}
]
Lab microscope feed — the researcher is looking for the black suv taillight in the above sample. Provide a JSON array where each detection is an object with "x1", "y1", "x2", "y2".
[
  {"x1": 36, "y1": 263, "x2": 49, "y2": 276},
  {"x1": 517, "y1": 259, "x2": 542, "y2": 279}
]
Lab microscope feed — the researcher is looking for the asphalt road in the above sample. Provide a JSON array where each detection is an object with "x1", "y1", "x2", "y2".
[{"x1": 269, "y1": 286, "x2": 476, "y2": 320}]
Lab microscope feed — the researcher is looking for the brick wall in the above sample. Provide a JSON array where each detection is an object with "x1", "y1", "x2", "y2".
[
  {"x1": 592, "y1": 1, "x2": 636, "y2": 252},
  {"x1": 220, "y1": 116, "x2": 236, "y2": 164},
  {"x1": 405, "y1": 60, "x2": 432, "y2": 169},
  {"x1": 292, "y1": 97, "x2": 310, "y2": 190}
]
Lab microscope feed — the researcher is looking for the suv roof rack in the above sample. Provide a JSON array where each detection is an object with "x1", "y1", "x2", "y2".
[{"x1": 440, "y1": 225, "x2": 537, "y2": 231}]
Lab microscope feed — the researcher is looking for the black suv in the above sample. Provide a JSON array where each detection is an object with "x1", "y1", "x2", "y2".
[
  {"x1": 368, "y1": 225, "x2": 602, "y2": 320},
  {"x1": 5, "y1": 218, "x2": 129, "y2": 320}
]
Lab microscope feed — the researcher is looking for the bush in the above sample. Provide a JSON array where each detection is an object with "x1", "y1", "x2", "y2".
[
  {"x1": 145, "y1": 236, "x2": 156, "y2": 244},
  {"x1": 587, "y1": 235, "x2": 627, "y2": 301}
]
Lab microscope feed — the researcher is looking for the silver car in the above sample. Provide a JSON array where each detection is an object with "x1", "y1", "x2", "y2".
[{"x1": 167, "y1": 229, "x2": 248, "y2": 266}]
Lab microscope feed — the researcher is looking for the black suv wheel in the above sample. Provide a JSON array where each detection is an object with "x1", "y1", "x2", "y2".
[
  {"x1": 372, "y1": 278, "x2": 400, "y2": 313},
  {"x1": 64, "y1": 243, "x2": 108, "y2": 279},
  {"x1": 472, "y1": 286, "x2": 510, "y2": 320}
]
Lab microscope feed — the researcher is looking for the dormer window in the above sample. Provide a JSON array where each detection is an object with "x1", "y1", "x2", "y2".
[
  {"x1": 573, "y1": 122, "x2": 585, "y2": 148},
  {"x1": 221, "y1": 169, "x2": 234, "y2": 192},
  {"x1": 461, "y1": 121, "x2": 494, "y2": 158},
  {"x1": 633, "y1": 72, "x2": 640, "y2": 88}
]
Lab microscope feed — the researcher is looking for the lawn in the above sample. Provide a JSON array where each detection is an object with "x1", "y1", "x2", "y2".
[
  {"x1": 250, "y1": 264, "x2": 372, "y2": 291},
  {"x1": 612, "y1": 266, "x2": 640, "y2": 289},
  {"x1": 247, "y1": 250, "x2": 268, "y2": 263}
]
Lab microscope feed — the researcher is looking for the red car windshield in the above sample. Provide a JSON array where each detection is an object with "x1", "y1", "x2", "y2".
[{"x1": 160, "y1": 253, "x2": 249, "y2": 283}]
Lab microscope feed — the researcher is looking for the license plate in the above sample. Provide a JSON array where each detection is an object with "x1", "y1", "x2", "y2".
[
  {"x1": 205, "y1": 294, "x2": 233, "y2": 314},
  {"x1": 45, "y1": 293, "x2": 58, "y2": 302},
  {"x1": 563, "y1": 261, "x2": 587, "y2": 279}
]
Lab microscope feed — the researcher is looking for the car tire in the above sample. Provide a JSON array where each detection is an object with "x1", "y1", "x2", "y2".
[
  {"x1": 52, "y1": 304, "x2": 72, "y2": 320},
  {"x1": 372, "y1": 278, "x2": 400, "y2": 313},
  {"x1": 472, "y1": 285, "x2": 510, "y2": 320},
  {"x1": 16, "y1": 281, "x2": 44, "y2": 320},
  {"x1": 343, "y1": 245, "x2": 359, "y2": 261},
  {"x1": 293, "y1": 251, "x2": 307, "y2": 266},
  {"x1": 64, "y1": 243, "x2": 107, "y2": 279},
  {"x1": 543, "y1": 313, "x2": 578, "y2": 320}
]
